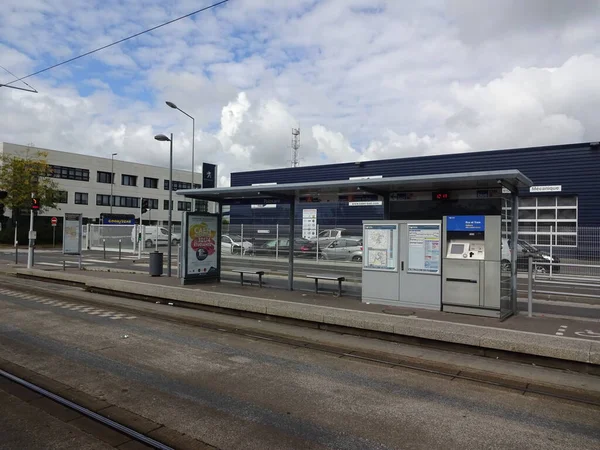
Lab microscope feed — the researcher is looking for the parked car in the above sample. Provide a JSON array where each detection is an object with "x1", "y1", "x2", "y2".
[
  {"x1": 221, "y1": 234, "x2": 253, "y2": 255},
  {"x1": 310, "y1": 228, "x2": 357, "y2": 246},
  {"x1": 132, "y1": 226, "x2": 181, "y2": 247},
  {"x1": 321, "y1": 238, "x2": 363, "y2": 262},
  {"x1": 501, "y1": 238, "x2": 560, "y2": 273},
  {"x1": 253, "y1": 237, "x2": 317, "y2": 257}
]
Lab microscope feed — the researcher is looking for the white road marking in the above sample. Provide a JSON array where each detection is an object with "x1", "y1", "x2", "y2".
[
  {"x1": 82, "y1": 259, "x2": 118, "y2": 264},
  {"x1": 1, "y1": 290, "x2": 135, "y2": 321},
  {"x1": 555, "y1": 324, "x2": 568, "y2": 336}
]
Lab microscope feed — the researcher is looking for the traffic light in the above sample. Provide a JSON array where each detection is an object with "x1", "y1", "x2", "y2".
[
  {"x1": 141, "y1": 198, "x2": 148, "y2": 215},
  {"x1": 31, "y1": 197, "x2": 40, "y2": 211}
]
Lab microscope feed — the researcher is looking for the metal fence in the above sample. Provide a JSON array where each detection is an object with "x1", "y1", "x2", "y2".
[
  {"x1": 220, "y1": 221, "x2": 600, "y2": 302},
  {"x1": 88, "y1": 224, "x2": 136, "y2": 253}
]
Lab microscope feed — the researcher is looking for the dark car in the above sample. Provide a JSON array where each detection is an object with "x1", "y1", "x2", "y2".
[
  {"x1": 512, "y1": 239, "x2": 561, "y2": 273},
  {"x1": 253, "y1": 237, "x2": 319, "y2": 258}
]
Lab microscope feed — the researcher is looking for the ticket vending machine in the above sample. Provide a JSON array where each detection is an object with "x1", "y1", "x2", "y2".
[{"x1": 442, "y1": 215, "x2": 501, "y2": 317}]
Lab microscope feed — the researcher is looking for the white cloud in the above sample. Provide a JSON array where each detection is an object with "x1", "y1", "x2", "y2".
[{"x1": 1, "y1": 1, "x2": 600, "y2": 187}]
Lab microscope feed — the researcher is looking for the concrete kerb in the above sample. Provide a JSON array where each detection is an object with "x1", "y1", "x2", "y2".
[
  {"x1": 12, "y1": 268, "x2": 597, "y2": 365},
  {"x1": 588, "y1": 341, "x2": 600, "y2": 365}
]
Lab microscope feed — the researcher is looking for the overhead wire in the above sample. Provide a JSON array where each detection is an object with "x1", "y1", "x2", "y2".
[
  {"x1": 0, "y1": 64, "x2": 38, "y2": 92},
  {"x1": 0, "y1": 0, "x2": 229, "y2": 90}
]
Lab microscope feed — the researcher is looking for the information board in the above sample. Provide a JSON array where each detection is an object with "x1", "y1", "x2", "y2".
[
  {"x1": 302, "y1": 209, "x2": 317, "y2": 239},
  {"x1": 183, "y1": 213, "x2": 221, "y2": 282},
  {"x1": 447, "y1": 215, "x2": 485, "y2": 232},
  {"x1": 363, "y1": 223, "x2": 398, "y2": 271},
  {"x1": 407, "y1": 224, "x2": 441, "y2": 274},
  {"x1": 63, "y1": 213, "x2": 82, "y2": 255}
]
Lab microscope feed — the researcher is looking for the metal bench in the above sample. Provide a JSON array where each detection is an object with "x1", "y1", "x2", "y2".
[
  {"x1": 305, "y1": 274, "x2": 346, "y2": 297},
  {"x1": 231, "y1": 269, "x2": 265, "y2": 287}
]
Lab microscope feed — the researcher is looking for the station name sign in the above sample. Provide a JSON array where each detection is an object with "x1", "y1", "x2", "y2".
[{"x1": 529, "y1": 185, "x2": 562, "y2": 193}]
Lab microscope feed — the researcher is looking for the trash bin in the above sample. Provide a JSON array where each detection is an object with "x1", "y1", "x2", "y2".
[{"x1": 149, "y1": 251, "x2": 164, "y2": 277}]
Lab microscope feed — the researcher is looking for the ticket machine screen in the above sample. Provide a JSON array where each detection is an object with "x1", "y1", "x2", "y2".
[{"x1": 450, "y1": 244, "x2": 465, "y2": 255}]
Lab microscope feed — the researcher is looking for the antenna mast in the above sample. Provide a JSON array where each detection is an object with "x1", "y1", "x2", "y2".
[{"x1": 291, "y1": 128, "x2": 300, "y2": 167}]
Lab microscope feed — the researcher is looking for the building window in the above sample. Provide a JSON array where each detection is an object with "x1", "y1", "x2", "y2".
[
  {"x1": 74, "y1": 192, "x2": 88, "y2": 205},
  {"x1": 163, "y1": 199, "x2": 173, "y2": 210},
  {"x1": 96, "y1": 194, "x2": 111, "y2": 206},
  {"x1": 178, "y1": 201, "x2": 192, "y2": 211},
  {"x1": 49, "y1": 165, "x2": 89, "y2": 181},
  {"x1": 144, "y1": 177, "x2": 158, "y2": 189},
  {"x1": 55, "y1": 191, "x2": 68, "y2": 204},
  {"x1": 122, "y1": 174, "x2": 137, "y2": 186},
  {"x1": 113, "y1": 196, "x2": 139, "y2": 208},
  {"x1": 97, "y1": 171, "x2": 113, "y2": 184},
  {"x1": 143, "y1": 198, "x2": 158, "y2": 210},
  {"x1": 195, "y1": 200, "x2": 208, "y2": 212},
  {"x1": 503, "y1": 195, "x2": 578, "y2": 247},
  {"x1": 193, "y1": 183, "x2": 201, "y2": 189},
  {"x1": 165, "y1": 180, "x2": 192, "y2": 191}
]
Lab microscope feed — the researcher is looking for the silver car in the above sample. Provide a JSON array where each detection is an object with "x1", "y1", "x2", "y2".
[{"x1": 321, "y1": 238, "x2": 363, "y2": 262}]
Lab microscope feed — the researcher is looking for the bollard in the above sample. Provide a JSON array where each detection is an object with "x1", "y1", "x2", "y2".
[
  {"x1": 240, "y1": 224, "x2": 244, "y2": 259},
  {"x1": 118, "y1": 239, "x2": 122, "y2": 260},
  {"x1": 14, "y1": 246, "x2": 18, "y2": 265},
  {"x1": 316, "y1": 224, "x2": 319, "y2": 263},
  {"x1": 63, "y1": 260, "x2": 66, "y2": 271},
  {"x1": 275, "y1": 224, "x2": 279, "y2": 261},
  {"x1": 527, "y1": 255, "x2": 533, "y2": 318},
  {"x1": 103, "y1": 239, "x2": 106, "y2": 259}
]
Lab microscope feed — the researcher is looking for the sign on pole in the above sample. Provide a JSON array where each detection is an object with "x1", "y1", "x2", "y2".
[
  {"x1": 51, "y1": 217, "x2": 57, "y2": 226},
  {"x1": 202, "y1": 163, "x2": 217, "y2": 189}
]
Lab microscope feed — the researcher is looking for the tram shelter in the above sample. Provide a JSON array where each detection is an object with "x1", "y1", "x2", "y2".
[{"x1": 177, "y1": 170, "x2": 532, "y2": 319}]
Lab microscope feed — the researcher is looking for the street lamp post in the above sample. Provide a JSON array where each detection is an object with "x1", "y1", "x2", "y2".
[
  {"x1": 154, "y1": 133, "x2": 173, "y2": 277},
  {"x1": 110, "y1": 153, "x2": 117, "y2": 214},
  {"x1": 166, "y1": 101, "x2": 195, "y2": 187}
]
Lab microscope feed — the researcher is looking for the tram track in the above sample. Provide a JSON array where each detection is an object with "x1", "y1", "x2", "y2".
[
  {"x1": 2, "y1": 275, "x2": 599, "y2": 410},
  {"x1": 0, "y1": 368, "x2": 174, "y2": 449}
]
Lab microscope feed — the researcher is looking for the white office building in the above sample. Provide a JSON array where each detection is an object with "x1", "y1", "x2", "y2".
[{"x1": 0, "y1": 142, "x2": 208, "y2": 225}]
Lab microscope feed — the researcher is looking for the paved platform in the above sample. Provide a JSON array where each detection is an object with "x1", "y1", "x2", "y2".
[{"x1": 6, "y1": 266, "x2": 600, "y2": 367}]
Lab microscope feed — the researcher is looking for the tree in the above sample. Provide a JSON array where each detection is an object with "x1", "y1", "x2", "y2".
[{"x1": 0, "y1": 148, "x2": 60, "y2": 217}]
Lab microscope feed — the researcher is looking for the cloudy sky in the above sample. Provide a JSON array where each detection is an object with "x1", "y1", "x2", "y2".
[{"x1": 1, "y1": 0, "x2": 600, "y2": 186}]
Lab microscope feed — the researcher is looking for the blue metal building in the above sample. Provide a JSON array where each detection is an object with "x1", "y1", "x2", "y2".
[{"x1": 230, "y1": 142, "x2": 600, "y2": 250}]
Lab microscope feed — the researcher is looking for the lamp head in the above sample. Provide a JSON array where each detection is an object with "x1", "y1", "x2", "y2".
[
  {"x1": 154, "y1": 134, "x2": 171, "y2": 142},
  {"x1": 166, "y1": 101, "x2": 177, "y2": 109}
]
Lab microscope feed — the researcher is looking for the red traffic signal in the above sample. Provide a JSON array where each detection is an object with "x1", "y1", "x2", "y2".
[{"x1": 31, "y1": 198, "x2": 40, "y2": 210}]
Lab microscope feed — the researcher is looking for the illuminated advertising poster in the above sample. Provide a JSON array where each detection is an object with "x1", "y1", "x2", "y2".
[
  {"x1": 186, "y1": 214, "x2": 219, "y2": 277},
  {"x1": 63, "y1": 213, "x2": 82, "y2": 255}
]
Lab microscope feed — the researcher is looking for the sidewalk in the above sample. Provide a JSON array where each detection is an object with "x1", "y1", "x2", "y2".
[{"x1": 5, "y1": 265, "x2": 600, "y2": 369}]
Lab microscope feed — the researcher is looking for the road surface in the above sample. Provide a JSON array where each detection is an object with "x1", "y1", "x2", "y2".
[{"x1": 0, "y1": 286, "x2": 598, "y2": 449}]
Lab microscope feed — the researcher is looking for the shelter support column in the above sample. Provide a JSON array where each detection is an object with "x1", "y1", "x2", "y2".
[
  {"x1": 510, "y1": 192, "x2": 519, "y2": 315},
  {"x1": 288, "y1": 197, "x2": 295, "y2": 290},
  {"x1": 383, "y1": 194, "x2": 390, "y2": 220}
]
